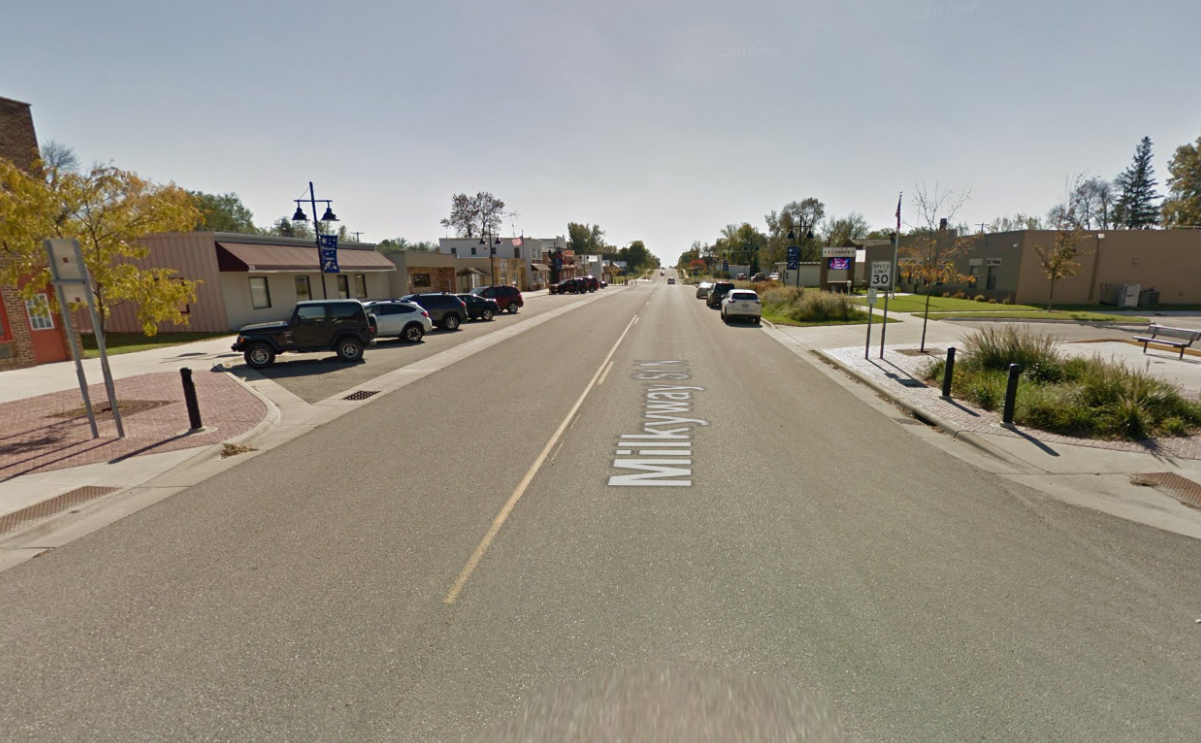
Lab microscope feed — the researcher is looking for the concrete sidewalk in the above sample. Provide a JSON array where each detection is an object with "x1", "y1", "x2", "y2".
[{"x1": 764, "y1": 313, "x2": 1201, "y2": 540}]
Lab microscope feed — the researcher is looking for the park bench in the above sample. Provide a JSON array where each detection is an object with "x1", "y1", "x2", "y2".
[{"x1": 1132, "y1": 324, "x2": 1201, "y2": 359}]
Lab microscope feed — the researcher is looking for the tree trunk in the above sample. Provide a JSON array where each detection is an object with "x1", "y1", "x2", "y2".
[
  {"x1": 1047, "y1": 280, "x2": 1055, "y2": 312},
  {"x1": 920, "y1": 286, "x2": 933, "y2": 353}
]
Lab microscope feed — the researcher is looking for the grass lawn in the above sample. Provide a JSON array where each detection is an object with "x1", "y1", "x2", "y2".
[
  {"x1": 926, "y1": 309, "x2": 1148, "y2": 323},
  {"x1": 81, "y1": 331, "x2": 234, "y2": 358},
  {"x1": 854, "y1": 295, "x2": 1145, "y2": 323},
  {"x1": 763, "y1": 310, "x2": 899, "y2": 327}
]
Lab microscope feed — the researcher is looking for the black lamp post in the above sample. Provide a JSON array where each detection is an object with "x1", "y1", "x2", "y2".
[
  {"x1": 786, "y1": 226, "x2": 815, "y2": 287},
  {"x1": 292, "y1": 181, "x2": 338, "y2": 299},
  {"x1": 479, "y1": 227, "x2": 502, "y2": 286}
]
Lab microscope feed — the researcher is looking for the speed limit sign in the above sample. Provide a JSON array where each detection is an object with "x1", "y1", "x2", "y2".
[{"x1": 870, "y1": 261, "x2": 893, "y2": 289}]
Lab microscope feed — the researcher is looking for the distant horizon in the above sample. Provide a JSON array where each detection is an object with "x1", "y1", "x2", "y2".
[{"x1": 4, "y1": 0, "x2": 1199, "y2": 261}]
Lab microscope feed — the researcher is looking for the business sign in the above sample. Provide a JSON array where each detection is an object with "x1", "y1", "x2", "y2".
[
  {"x1": 869, "y1": 260, "x2": 893, "y2": 289},
  {"x1": 563, "y1": 250, "x2": 575, "y2": 257},
  {"x1": 822, "y1": 247, "x2": 857, "y2": 258},
  {"x1": 318, "y1": 234, "x2": 339, "y2": 273},
  {"x1": 786, "y1": 245, "x2": 800, "y2": 270},
  {"x1": 722, "y1": 260, "x2": 729, "y2": 272},
  {"x1": 828, "y1": 257, "x2": 851, "y2": 270}
]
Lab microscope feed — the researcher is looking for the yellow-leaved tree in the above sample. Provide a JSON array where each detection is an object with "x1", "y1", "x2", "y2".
[{"x1": 0, "y1": 155, "x2": 201, "y2": 335}]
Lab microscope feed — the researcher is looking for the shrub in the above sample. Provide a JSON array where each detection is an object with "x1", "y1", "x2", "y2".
[
  {"x1": 962, "y1": 325, "x2": 1062, "y2": 380},
  {"x1": 951, "y1": 290, "x2": 967, "y2": 299},
  {"x1": 988, "y1": 298, "x2": 998, "y2": 304},
  {"x1": 788, "y1": 291, "x2": 866, "y2": 323},
  {"x1": 974, "y1": 294, "x2": 987, "y2": 302},
  {"x1": 942, "y1": 291, "x2": 952, "y2": 298},
  {"x1": 1001, "y1": 295, "x2": 1013, "y2": 304}
]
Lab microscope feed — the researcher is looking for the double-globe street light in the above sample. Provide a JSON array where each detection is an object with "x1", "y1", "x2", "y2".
[
  {"x1": 479, "y1": 227, "x2": 502, "y2": 287},
  {"x1": 291, "y1": 182, "x2": 338, "y2": 299}
]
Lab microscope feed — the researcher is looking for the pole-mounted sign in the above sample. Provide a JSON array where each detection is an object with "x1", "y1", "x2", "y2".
[
  {"x1": 318, "y1": 234, "x2": 339, "y2": 273},
  {"x1": 870, "y1": 260, "x2": 893, "y2": 290}
]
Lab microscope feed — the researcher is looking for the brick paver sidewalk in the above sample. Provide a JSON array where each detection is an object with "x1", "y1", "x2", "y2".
[
  {"x1": 824, "y1": 344, "x2": 1201, "y2": 460},
  {"x1": 0, "y1": 370, "x2": 267, "y2": 479}
]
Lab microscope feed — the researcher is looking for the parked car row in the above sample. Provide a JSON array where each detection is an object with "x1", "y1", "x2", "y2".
[
  {"x1": 693, "y1": 280, "x2": 761, "y2": 323},
  {"x1": 549, "y1": 275, "x2": 605, "y2": 294},
  {"x1": 231, "y1": 286, "x2": 525, "y2": 368}
]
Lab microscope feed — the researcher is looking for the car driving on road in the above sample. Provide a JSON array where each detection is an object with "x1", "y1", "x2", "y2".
[
  {"x1": 695, "y1": 281, "x2": 714, "y2": 299},
  {"x1": 706, "y1": 281, "x2": 736, "y2": 308},
  {"x1": 232, "y1": 299, "x2": 377, "y2": 369},
  {"x1": 721, "y1": 289, "x2": 762, "y2": 324},
  {"x1": 399, "y1": 293, "x2": 468, "y2": 330},
  {"x1": 362, "y1": 300, "x2": 431, "y2": 342}
]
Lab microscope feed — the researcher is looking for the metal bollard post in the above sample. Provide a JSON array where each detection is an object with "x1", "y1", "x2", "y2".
[
  {"x1": 1002, "y1": 363, "x2": 1022, "y2": 426},
  {"x1": 941, "y1": 347, "x2": 956, "y2": 398},
  {"x1": 180, "y1": 367, "x2": 203, "y2": 430}
]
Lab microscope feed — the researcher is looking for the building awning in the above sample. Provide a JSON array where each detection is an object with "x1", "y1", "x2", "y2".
[
  {"x1": 531, "y1": 263, "x2": 550, "y2": 272},
  {"x1": 456, "y1": 267, "x2": 486, "y2": 276},
  {"x1": 216, "y1": 242, "x2": 396, "y2": 272}
]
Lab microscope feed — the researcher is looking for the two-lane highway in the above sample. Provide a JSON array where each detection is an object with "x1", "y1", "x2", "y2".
[{"x1": 2, "y1": 272, "x2": 1200, "y2": 741}]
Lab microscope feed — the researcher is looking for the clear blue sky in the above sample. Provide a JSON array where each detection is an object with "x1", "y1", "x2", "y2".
[{"x1": 5, "y1": 0, "x2": 1199, "y2": 259}]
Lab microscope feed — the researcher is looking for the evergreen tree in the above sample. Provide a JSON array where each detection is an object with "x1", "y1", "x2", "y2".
[{"x1": 1113, "y1": 136, "x2": 1161, "y2": 229}]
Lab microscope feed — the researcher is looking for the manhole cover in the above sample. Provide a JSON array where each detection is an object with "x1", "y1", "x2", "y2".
[
  {"x1": 0, "y1": 486, "x2": 118, "y2": 537},
  {"x1": 343, "y1": 390, "x2": 380, "y2": 401},
  {"x1": 48, "y1": 400, "x2": 170, "y2": 420},
  {"x1": 1135, "y1": 472, "x2": 1201, "y2": 509}
]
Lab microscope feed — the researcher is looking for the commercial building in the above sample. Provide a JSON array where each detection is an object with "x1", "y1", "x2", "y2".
[
  {"x1": 437, "y1": 236, "x2": 565, "y2": 290},
  {"x1": 0, "y1": 95, "x2": 71, "y2": 369},
  {"x1": 82, "y1": 232, "x2": 397, "y2": 333},
  {"x1": 896, "y1": 229, "x2": 1201, "y2": 306}
]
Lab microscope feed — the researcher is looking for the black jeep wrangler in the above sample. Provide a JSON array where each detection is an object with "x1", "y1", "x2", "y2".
[{"x1": 232, "y1": 300, "x2": 376, "y2": 369}]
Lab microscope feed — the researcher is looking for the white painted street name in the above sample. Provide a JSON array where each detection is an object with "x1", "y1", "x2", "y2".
[{"x1": 609, "y1": 361, "x2": 708, "y2": 487}]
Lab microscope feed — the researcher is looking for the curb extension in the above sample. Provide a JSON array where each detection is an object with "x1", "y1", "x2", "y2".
[{"x1": 815, "y1": 349, "x2": 1026, "y2": 467}]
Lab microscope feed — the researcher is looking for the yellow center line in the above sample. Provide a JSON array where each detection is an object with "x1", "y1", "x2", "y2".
[
  {"x1": 444, "y1": 313, "x2": 639, "y2": 604},
  {"x1": 596, "y1": 360, "x2": 616, "y2": 386}
]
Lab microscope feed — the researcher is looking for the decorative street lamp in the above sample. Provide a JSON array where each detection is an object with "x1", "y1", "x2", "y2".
[
  {"x1": 786, "y1": 227, "x2": 815, "y2": 287},
  {"x1": 479, "y1": 227, "x2": 502, "y2": 286},
  {"x1": 291, "y1": 182, "x2": 338, "y2": 299}
]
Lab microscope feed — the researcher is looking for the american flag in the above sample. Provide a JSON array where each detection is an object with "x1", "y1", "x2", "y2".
[
  {"x1": 512, "y1": 237, "x2": 523, "y2": 246},
  {"x1": 895, "y1": 192, "x2": 902, "y2": 231}
]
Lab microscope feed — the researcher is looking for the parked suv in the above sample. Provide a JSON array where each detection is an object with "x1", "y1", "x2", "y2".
[
  {"x1": 470, "y1": 285, "x2": 523, "y2": 314},
  {"x1": 362, "y1": 300, "x2": 432, "y2": 342},
  {"x1": 550, "y1": 278, "x2": 585, "y2": 294},
  {"x1": 580, "y1": 275, "x2": 599, "y2": 292},
  {"x1": 400, "y1": 293, "x2": 468, "y2": 330},
  {"x1": 232, "y1": 299, "x2": 376, "y2": 369},
  {"x1": 706, "y1": 281, "x2": 736, "y2": 308}
]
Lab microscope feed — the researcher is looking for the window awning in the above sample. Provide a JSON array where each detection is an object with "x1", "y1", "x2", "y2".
[
  {"x1": 531, "y1": 263, "x2": 550, "y2": 272},
  {"x1": 216, "y1": 242, "x2": 396, "y2": 272},
  {"x1": 456, "y1": 267, "x2": 486, "y2": 276}
]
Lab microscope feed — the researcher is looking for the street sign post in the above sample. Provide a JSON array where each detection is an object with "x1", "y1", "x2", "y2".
[
  {"x1": 874, "y1": 260, "x2": 895, "y2": 359},
  {"x1": 45, "y1": 238, "x2": 124, "y2": 439}
]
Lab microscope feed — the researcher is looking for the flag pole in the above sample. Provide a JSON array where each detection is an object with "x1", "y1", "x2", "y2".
[{"x1": 880, "y1": 191, "x2": 901, "y2": 359}]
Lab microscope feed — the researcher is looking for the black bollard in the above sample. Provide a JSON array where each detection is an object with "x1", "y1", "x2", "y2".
[
  {"x1": 180, "y1": 367, "x2": 203, "y2": 430},
  {"x1": 941, "y1": 347, "x2": 956, "y2": 398},
  {"x1": 1002, "y1": 363, "x2": 1022, "y2": 426}
]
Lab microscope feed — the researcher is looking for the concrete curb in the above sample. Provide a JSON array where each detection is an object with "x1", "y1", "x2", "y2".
[
  {"x1": 935, "y1": 316, "x2": 1148, "y2": 331},
  {"x1": 814, "y1": 348, "x2": 1025, "y2": 466}
]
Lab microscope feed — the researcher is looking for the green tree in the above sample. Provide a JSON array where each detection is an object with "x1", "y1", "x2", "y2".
[
  {"x1": 377, "y1": 238, "x2": 436, "y2": 253},
  {"x1": 189, "y1": 191, "x2": 259, "y2": 233},
  {"x1": 567, "y1": 222, "x2": 605, "y2": 254},
  {"x1": 1162, "y1": 130, "x2": 1201, "y2": 227},
  {"x1": 1113, "y1": 136, "x2": 1161, "y2": 229},
  {"x1": 0, "y1": 157, "x2": 201, "y2": 334},
  {"x1": 901, "y1": 182, "x2": 978, "y2": 351},
  {"x1": 1032, "y1": 180, "x2": 1090, "y2": 310},
  {"x1": 440, "y1": 192, "x2": 506, "y2": 238},
  {"x1": 988, "y1": 213, "x2": 1044, "y2": 232},
  {"x1": 268, "y1": 216, "x2": 314, "y2": 238}
]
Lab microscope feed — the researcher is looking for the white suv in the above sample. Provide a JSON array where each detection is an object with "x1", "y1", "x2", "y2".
[
  {"x1": 363, "y1": 300, "x2": 433, "y2": 342},
  {"x1": 721, "y1": 290, "x2": 762, "y2": 324}
]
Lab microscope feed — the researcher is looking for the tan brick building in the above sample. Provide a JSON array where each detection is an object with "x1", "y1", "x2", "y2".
[{"x1": 0, "y1": 95, "x2": 70, "y2": 370}]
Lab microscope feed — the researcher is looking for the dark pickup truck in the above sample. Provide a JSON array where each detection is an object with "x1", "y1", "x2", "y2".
[{"x1": 231, "y1": 299, "x2": 376, "y2": 369}]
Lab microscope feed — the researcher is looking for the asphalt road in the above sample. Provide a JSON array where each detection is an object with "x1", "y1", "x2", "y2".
[{"x1": 2, "y1": 271, "x2": 1201, "y2": 741}]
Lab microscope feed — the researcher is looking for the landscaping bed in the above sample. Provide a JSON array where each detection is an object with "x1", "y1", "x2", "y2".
[{"x1": 922, "y1": 326, "x2": 1201, "y2": 440}]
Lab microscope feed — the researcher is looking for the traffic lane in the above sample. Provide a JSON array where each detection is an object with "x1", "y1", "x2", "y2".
[
  {"x1": 229, "y1": 288, "x2": 623, "y2": 403},
  {"x1": 386, "y1": 281, "x2": 1201, "y2": 741},
  {"x1": 0, "y1": 285, "x2": 653, "y2": 742}
]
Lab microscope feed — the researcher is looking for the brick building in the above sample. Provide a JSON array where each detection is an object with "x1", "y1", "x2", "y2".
[{"x1": 0, "y1": 95, "x2": 70, "y2": 370}]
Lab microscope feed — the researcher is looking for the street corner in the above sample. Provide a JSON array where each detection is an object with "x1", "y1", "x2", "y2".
[{"x1": 0, "y1": 368, "x2": 268, "y2": 482}]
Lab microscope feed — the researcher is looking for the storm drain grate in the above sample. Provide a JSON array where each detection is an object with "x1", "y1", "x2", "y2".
[
  {"x1": 343, "y1": 390, "x2": 380, "y2": 401},
  {"x1": 0, "y1": 486, "x2": 118, "y2": 537},
  {"x1": 1135, "y1": 473, "x2": 1201, "y2": 509},
  {"x1": 894, "y1": 417, "x2": 926, "y2": 426}
]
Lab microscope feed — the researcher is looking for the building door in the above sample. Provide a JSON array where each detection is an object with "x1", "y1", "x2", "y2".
[{"x1": 25, "y1": 293, "x2": 68, "y2": 364}]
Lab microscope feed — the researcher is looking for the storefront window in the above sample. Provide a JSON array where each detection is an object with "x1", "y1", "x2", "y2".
[
  {"x1": 355, "y1": 274, "x2": 367, "y2": 298},
  {"x1": 337, "y1": 275, "x2": 350, "y2": 299},
  {"x1": 295, "y1": 276, "x2": 311, "y2": 302},
  {"x1": 250, "y1": 277, "x2": 271, "y2": 309}
]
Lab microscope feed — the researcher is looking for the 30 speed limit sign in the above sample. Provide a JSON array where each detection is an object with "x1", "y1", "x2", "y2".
[{"x1": 870, "y1": 261, "x2": 893, "y2": 289}]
